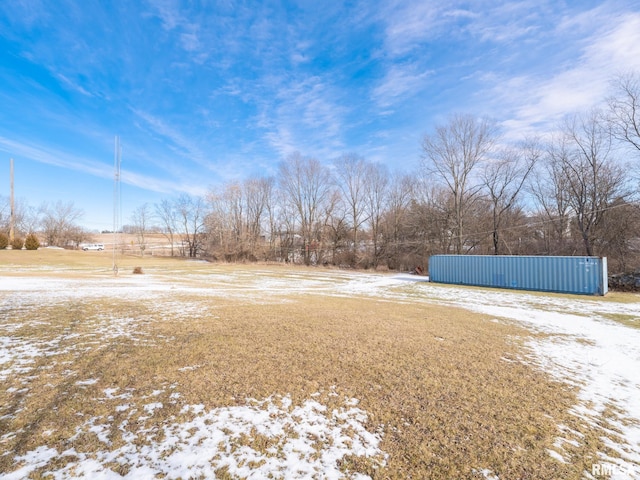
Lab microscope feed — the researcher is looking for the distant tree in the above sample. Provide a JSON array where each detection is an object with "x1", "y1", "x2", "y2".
[
  {"x1": 481, "y1": 140, "x2": 539, "y2": 255},
  {"x1": 529, "y1": 134, "x2": 574, "y2": 255},
  {"x1": 131, "y1": 203, "x2": 151, "y2": 256},
  {"x1": 0, "y1": 196, "x2": 8, "y2": 234},
  {"x1": 244, "y1": 177, "x2": 273, "y2": 257},
  {"x1": 0, "y1": 232, "x2": 8, "y2": 249},
  {"x1": 0, "y1": 196, "x2": 35, "y2": 239},
  {"x1": 324, "y1": 198, "x2": 350, "y2": 265},
  {"x1": 596, "y1": 198, "x2": 640, "y2": 271},
  {"x1": 608, "y1": 71, "x2": 640, "y2": 155},
  {"x1": 17, "y1": 203, "x2": 39, "y2": 237},
  {"x1": 334, "y1": 154, "x2": 370, "y2": 265},
  {"x1": 422, "y1": 114, "x2": 498, "y2": 254},
  {"x1": 381, "y1": 174, "x2": 415, "y2": 269},
  {"x1": 278, "y1": 153, "x2": 334, "y2": 265},
  {"x1": 561, "y1": 110, "x2": 627, "y2": 256},
  {"x1": 224, "y1": 183, "x2": 245, "y2": 251},
  {"x1": 258, "y1": 177, "x2": 278, "y2": 259},
  {"x1": 413, "y1": 183, "x2": 455, "y2": 256},
  {"x1": 206, "y1": 182, "x2": 245, "y2": 260},
  {"x1": 274, "y1": 188, "x2": 298, "y2": 263},
  {"x1": 206, "y1": 177, "x2": 274, "y2": 261},
  {"x1": 175, "y1": 194, "x2": 206, "y2": 258},
  {"x1": 155, "y1": 199, "x2": 178, "y2": 256},
  {"x1": 69, "y1": 226, "x2": 92, "y2": 249},
  {"x1": 364, "y1": 162, "x2": 389, "y2": 267},
  {"x1": 38, "y1": 200, "x2": 85, "y2": 247}
]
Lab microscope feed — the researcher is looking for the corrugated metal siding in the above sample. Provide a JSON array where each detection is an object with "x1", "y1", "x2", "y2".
[{"x1": 429, "y1": 255, "x2": 608, "y2": 295}]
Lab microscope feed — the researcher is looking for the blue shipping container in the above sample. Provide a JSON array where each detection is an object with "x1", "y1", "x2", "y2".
[{"x1": 429, "y1": 255, "x2": 608, "y2": 296}]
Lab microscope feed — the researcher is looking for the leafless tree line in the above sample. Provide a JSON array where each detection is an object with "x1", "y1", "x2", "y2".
[
  {"x1": 0, "y1": 199, "x2": 88, "y2": 248},
  {"x1": 132, "y1": 72, "x2": 637, "y2": 272},
  {"x1": 2, "y1": 73, "x2": 639, "y2": 272}
]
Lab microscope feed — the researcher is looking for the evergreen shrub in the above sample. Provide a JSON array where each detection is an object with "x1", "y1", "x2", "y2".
[
  {"x1": 11, "y1": 237, "x2": 24, "y2": 250},
  {"x1": 25, "y1": 233, "x2": 40, "y2": 250}
]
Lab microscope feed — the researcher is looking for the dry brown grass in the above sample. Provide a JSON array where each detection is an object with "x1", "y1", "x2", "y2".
[{"x1": 0, "y1": 250, "x2": 622, "y2": 478}]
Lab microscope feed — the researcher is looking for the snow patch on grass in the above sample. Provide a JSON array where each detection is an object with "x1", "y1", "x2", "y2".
[
  {"x1": 389, "y1": 276, "x2": 640, "y2": 476},
  {"x1": 7, "y1": 395, "x2": 386, "y2": 479},
  {"x1": 3, "y1": 268, "x2": 640, "y2": 476}
]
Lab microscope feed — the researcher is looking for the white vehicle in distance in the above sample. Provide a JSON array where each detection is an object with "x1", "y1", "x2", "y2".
[{"x1": 82, "y1": 243, "x2": 105, "y2": 251}]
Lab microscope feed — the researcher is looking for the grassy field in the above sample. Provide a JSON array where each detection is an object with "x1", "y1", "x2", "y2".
[{"x1": 1, "y1": 249, "x2": 638, "y2": 479}]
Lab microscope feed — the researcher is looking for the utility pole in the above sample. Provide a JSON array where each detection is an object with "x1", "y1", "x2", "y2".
[{"x1": 9, "y1": 158, "x2": 14, "y2": 243}]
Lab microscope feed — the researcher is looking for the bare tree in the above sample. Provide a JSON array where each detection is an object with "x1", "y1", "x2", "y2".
[
  {"x1": 18, "y1": 203, "x2": 39, "y2": 237},
  {"x1": 608, "y1": 71, "x2": 640, "y2": 154},
  {"x1": 364, "y1": 163, "x2": 389, "y2": 267},
  {"x1": 175, "y1": 194, "x2": 206, "y2": 258},
  {"x1": 223, "y1": 183, "x2": 245, "y2": 250},
  {"x1": 38, "y1": 200, "x2": 85, "y2": 247},
  {"x1": 422, "y1": 114, "x2": 498, "y2": 254},
  {"x1": 155, "y1": 199, "x2": 178, "y2": 256},
  {"x1": 419, "y1": 184, "x2": 455, "y2": 255},
  {"x1": 529, "y1": 134, "x2": 574, "y2": 255},
  {"x1": 597, "y1": 198, "x2": 640, "y2": 271},
  {"x1": 204, "y1": 188, "x2": 225, "y2": 256},
  {"x1": 562, "y1": 110, "x2": 627, "y2": 256},
  {"x1": 334, "y1": 154, "x2": 370, "y2": 265},
  {"x1": 482, "y1": 140, "x2": 539, "y2": 255},
  {"x1": 206, "y1": 180, "x2": 266, "y2": 261},
  {"x1": 382, "y1": 174, "x2": 415, "y2": 269},
  {"x1": 0, "y1": 196, "x2": 36, "y2": 237},
  {"x1": 131, "y1": 203, "x2": 151, "y2": 256},
  {"x1": 259, "y1": 177, "x2": 278, "y2": 260},
  {"x1": 245, "y1": 177, "x2": 273, "y2": 256},
  {"x1": 0, "y1": 196, "x2": 8, "y2": 234},
  {"x1": 274, "y1": 188, "x2": 298, "y2": 263},
  {"x1": 278, "y1": 153, "x2": 333, "y2": 265},
  {"x1": 324, "y1": 200, "x2": 350, "y2": 265}
]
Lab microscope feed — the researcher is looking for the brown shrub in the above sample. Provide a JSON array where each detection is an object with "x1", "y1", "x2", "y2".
[
  {"x1": 24, "y1": 233, "x2": 40, "y2": 250},
  {"x1": 10, "y1": 236, "x2": 24, "y2": 250}
]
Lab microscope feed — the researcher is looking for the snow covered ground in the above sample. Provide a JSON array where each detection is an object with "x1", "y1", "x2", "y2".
[{"x1": 1, "y1": 268, "x2": 639, "y2": 478}]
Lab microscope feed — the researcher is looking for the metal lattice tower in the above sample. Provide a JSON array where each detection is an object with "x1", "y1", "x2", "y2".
[{"x1": 113, "y1": 136, "x2": 121, "y2": 275}]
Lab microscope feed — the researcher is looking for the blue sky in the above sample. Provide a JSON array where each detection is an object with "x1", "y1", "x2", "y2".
[{"x1": 1, "y1": 0, "x2": 639, "y2": 231}]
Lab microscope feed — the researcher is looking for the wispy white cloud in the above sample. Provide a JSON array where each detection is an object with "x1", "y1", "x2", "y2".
[
  {"x1": 0, "y1": 136, "x2": 111, "y2": 179},
  {"x1": 262, "y1": 122, "x2": 297, "y2": 158},
  {"x1": 180, "y1": 32, "x2": 200, "y2": 52},
  {"x1": 121, "y1": 169, "x2": 206, "y2": 196},
  {"x1": 258, "y1": 76, "x2": 348, "y2": 160},
  {"x1": 131, "y1": 109, "x2": 215, "y2": 172},
  {"x1": 495, "y1": 10, "x2": 640, "y2": 138},
  {"x1": 372, "y1": 63, "x2": 433, "y2": 108},
  {"x1": 55, "y1": 74, "x2": 94, "y2": 97},
  {"x1": 378, "y1": 1, "x2": 442, "y2": 57},
  {"x1": 147, "y1": 0, "x2": 182, "y2": 31},
  {"x1": 468, "y1": 0, "x2": 547, "y2": 43},
  {"x1": 0, "y1": 135, "x2": 201, "y2": 195},
  {"x1": 0, "y1": 0, "x2": 48, "y2": 31},
  {"x1": 145, "y1": 0, "x2": 209, "y2": 64}
]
